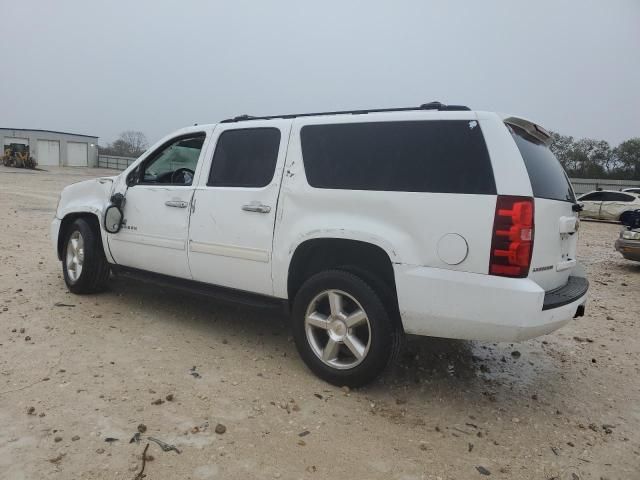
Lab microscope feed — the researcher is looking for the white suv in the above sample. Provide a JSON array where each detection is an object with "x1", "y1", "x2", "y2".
[{"x1": 51, "y1": 102, "x2": 588, "y2": 386}]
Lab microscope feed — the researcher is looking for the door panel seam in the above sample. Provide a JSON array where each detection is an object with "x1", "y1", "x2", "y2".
[{"x1": 190, "y1": 241, "x2": 270, "y2": 263}]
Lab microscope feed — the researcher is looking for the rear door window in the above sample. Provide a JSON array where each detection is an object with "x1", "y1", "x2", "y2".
[
  {"x1": 300, "y1": 120, "x2": 496, "y2": 194},
  {"x1": 208, "y1": 128, "x2": 281, "y2": 188},
  {"x1": 600, "y1": 192, "x2": 635, "y2": 202},
  {"x1": 509, "y1": 124, "x2": 575, "y2": 202}
]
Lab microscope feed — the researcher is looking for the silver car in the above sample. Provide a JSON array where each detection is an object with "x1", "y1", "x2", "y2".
[{"x1": 577, "y1": 190, "x2": 640, "y2": 223}]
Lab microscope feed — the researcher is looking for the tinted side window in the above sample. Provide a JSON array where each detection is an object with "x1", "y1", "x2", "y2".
[
  {"x1": 208, "y1": 128, "x2": 281, "y2": 187},
  {"x1": 510, "y1": 125, "x2": 575, "y2": 202},
  {"x1": 601, "y1": 192, "x2": 635, "y2": 202},
  {"x1": 300, "y1": 120, "x2": 496, "y2": 194},
  {"x1": 578, "y1": 192, "x2": 603, "y2": 201}
]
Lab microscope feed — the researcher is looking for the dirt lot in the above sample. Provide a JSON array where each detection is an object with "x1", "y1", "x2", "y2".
[{"x1": 0, "y1": 166, "x2": 638, "y2": 480}]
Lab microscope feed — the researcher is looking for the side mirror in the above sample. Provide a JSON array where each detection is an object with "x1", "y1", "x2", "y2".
[{"x1": 104, "y1": 205, "x2": 123, "y2": 233}]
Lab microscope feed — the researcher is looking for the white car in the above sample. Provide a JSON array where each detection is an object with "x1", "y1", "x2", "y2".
[
  {"x1": 51, "y1": 102, "x2": 588, "y2": 386},
  {"x1": 576, "y1": 190, "x2": 640, "y2": 223},
  {"x1": 622, "y1": 187, "x2": 640, "y2": 195}
]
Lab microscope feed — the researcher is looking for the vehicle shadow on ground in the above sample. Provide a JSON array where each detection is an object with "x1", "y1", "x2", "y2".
[
  {"x1": 378, "y1": 334, "x2": 542, "y2": 392},
  {"x1": 107, "y1": 275, "x2": 290, "y2": 337},
  {"x1": 107, "y1": 275, "x2": 563, "y2": 403}
]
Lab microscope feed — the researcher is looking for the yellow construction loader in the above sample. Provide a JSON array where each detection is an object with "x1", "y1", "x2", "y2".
[{"x1": 2, "y1": 143, "x2": 37, "y2": 169}]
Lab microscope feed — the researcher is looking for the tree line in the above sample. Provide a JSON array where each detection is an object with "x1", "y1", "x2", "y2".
[
  {"x1": 550, "y1": 132, "x2": 640, "y2": 180},
  {"x1": 99, "y1": 131, "x2": 149, "y2": 158}
]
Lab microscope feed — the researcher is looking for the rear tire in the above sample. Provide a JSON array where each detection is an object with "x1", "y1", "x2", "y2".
[
  {"x1": 62, "y1": 218, "x2": 110, "y2": 294},
  {"x1": 292, "y1": 270, "x2": 402, "y2": 387}
]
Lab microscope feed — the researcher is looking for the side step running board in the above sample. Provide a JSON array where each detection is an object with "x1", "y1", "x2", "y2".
[{"x1": 111, "y1": 265, "x2": 288, "y2": 312}]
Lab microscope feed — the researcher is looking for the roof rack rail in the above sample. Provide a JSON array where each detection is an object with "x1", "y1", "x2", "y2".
[
  {"x1": 220, "y1": 101, "x2": 470, "y2": 123},
  {"x1": 419, "y1": 101, "x2": 471, "y2": 111}
]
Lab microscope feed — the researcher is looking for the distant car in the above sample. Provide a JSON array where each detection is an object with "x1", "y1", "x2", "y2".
[
  {"x1": 615, "y1": 210, "x2": 640, "y2": 261},
  {"x1": 622, "y1": 187, "x2": 640, "y2": 195},
  {"x1": 576, "y1": 190, "x2": 640, "y2": 223}
]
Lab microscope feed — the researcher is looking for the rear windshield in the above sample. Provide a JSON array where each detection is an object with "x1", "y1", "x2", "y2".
[
  {"x1": 509, "y1": 124, "x2": 575, "y2": 202},
  {"x1": 300, "y1": 120, "x2": 496, "y2": 194}
]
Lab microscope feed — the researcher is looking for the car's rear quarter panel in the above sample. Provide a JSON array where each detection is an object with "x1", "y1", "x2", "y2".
[
  {"x1": 272, "y1": 112, "x2": 502, "y2": 298},
  {"x1": 475, "y1": 112, "x2": 533, "y2": 197}
]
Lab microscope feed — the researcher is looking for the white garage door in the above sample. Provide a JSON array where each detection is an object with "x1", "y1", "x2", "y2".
[
  {"x1": 37, "y1": 140, "x2": 60, "y2": 166},
  {"x1": 67, "y1": 142, "x2": 88, "y2": 166},
  {"x1": 3, "y1": 137, "x2": 29, "y2": 149}
]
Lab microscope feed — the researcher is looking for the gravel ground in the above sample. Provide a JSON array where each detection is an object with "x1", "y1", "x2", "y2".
[{"x1": 0, "y1": 165, "x2": 638, "y2": 480}]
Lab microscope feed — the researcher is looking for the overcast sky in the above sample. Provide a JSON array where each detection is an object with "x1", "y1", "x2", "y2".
[{"x1": 2, "y1": 0, "x2": 638, "y2": 146}]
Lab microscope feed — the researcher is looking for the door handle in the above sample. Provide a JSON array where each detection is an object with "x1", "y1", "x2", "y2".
[
  {"x1": 242, "y1": 202, "x2": 271, "y2": 213},
  {"x1": 165, "y1": 200, "x2": 189, "y2": 208}
]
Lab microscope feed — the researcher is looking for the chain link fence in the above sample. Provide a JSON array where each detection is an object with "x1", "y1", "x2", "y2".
[{"x1": 569, "y1": 178, "x2": 640, "y2": 195}]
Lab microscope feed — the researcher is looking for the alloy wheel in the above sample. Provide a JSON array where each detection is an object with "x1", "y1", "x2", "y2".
[
  {"x1": 65, "y1": 230, "x2": 84, "y2": 283},
  {"x1": 304, "y1": 289, "x2": 371, "y2": 369}
]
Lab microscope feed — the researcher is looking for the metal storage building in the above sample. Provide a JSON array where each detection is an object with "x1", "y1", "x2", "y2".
[{"x1": 0, "y1": 128, "x2": 98, "y2": 167}]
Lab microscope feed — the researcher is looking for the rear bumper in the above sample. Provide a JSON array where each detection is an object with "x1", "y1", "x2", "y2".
[
  {"x1": 395, "y1": 264, "x2": 588, "y2": 342},
  {"x1": 615, "y1": 238, "x2": 640, "y2": 261},
  {"x1": 543, "y1": 276, "x2": 589, "y2": 310}
]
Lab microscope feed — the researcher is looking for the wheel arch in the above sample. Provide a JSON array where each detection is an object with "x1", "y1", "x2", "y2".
[
  {"x1": 285, "y1": 237, "x2": 399, "y2": 313},
  {"x1": 619, "y1": 210, "x2": 633, "y2": 223},
  {"x1": 57, "y1": 211, "x2": 102, "y2": 260}
]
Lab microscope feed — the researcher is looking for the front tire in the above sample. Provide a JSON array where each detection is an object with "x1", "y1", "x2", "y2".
[
  {"x1": 620, "y1": 211, "x2": 632, "y2": 225},
  {"x1": 62, "y1": 218, "x2": 110, "y2": 294},
  {"x1": 292, "y1": 270, "x2": 401, "y2": 387}
]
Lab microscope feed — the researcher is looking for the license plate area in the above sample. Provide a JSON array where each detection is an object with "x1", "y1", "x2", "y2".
[{"x1": 557, "y1": 216, "x2": 578, "y2": 272}]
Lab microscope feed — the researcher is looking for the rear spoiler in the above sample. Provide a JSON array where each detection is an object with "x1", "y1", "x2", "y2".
[{"x1": 503, "y1": 115, "x2": 552, "y2": 145}]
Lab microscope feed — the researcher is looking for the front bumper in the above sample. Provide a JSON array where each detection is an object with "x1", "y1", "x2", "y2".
[
  {"x1": 615, "y1": 238, "x2": 640, "y2": 261},
  {"x1": 51, "y1": 217, "x2": 61, "y2": 260},
  {"x1": 394, "y1": 264, "x2": 588, "y2": 342}
]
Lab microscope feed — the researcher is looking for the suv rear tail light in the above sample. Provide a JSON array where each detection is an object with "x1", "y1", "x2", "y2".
[{"x1": 489, "y1": 196, "x2": 534, "y2": 278}]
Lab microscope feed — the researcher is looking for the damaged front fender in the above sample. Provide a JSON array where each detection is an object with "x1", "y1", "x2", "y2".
[{"x1": 54, "y1": 176, "x2": 119, "y2": 262}]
